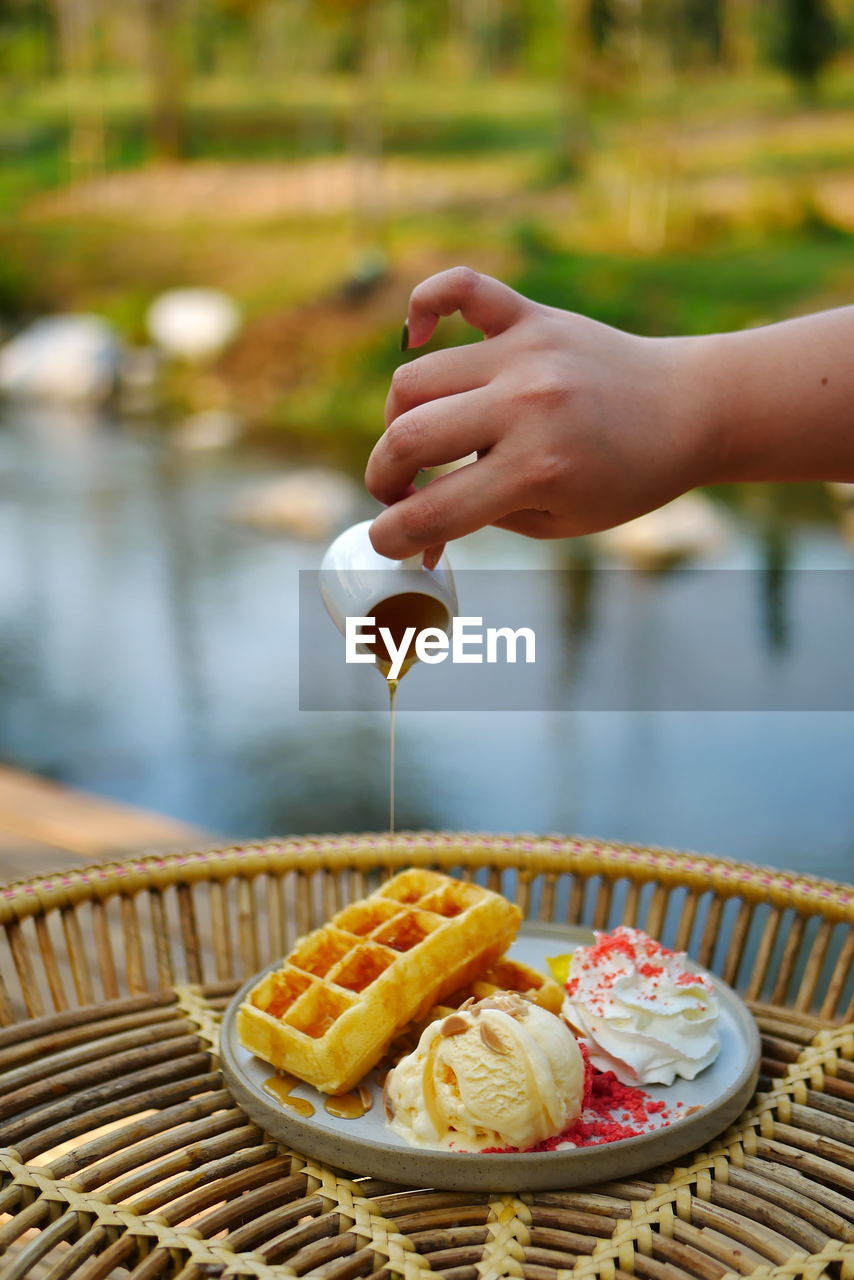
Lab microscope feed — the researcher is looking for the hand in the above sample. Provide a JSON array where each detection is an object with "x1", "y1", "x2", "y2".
[{"x1": 366, "y1": 267, "x2": 713, "y2": 561}]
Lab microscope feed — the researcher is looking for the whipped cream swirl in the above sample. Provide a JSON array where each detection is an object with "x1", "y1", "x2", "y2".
[{"x1": 562, "y1": 927, "x2": 720, "y2": 1086}]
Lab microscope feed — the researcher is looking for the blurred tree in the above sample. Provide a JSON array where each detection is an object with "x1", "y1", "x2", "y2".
[
  {"x1": 214, "y1": 0, "x2": 264, "y2": 13},
  {"x1": 145, "y1": 0, "x2": 189, "y2": 159},
  {"x1": 776, "y1": 0, "x2": 839, "y2": 93},
  {"x1": 398, "y1": 0, "x2": 447, "y2": 73},
  {"x1": 683, "y1": 0, "x2": 725, "y2": 62},
  {"x1": 315, "y1": 0, "x2": 386, "y2": 251},
  {"x1": 644, "y1": 0, "x2": 724, "y2": 70},
  {"x1": 206, "y1": 0, "x2": 275, "y2": 78},
  {"x1": 557, "y1": 0, "x2": 597, "y2": 175},
  {"x1": 49, "y1": 0, "x2": 105, "y2": 175},
  {"x1": 50, "y1": 0, "x2": 84, "y2": 75},
  {"x1": 0, "y1": 0, "x2": 53, "y2": 78},
  {"x1": 492, "y1": 0, "x2": 529, "y2": 73},
  {"x1": 719, "y1": 0, "x2": 758, "y2": 69},
  {"x1": 588, "y1": 0, "x2": 615, "y2": 52},
  {"x1": 103, "y1": 3, "x2": 148, "y2": 75},
  {"x1": 583, "y1": 0, "x2": 646, "y2": 90},
  {"x1": 249, "y1": 0, "x2": 293, "y2": 81}
]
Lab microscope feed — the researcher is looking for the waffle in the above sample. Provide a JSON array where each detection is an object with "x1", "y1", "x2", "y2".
[
  {"x1": 388, "y1": 956, "x2": 565, "y2": 1060},
  {"x1": 436, "y1": 956, "x2": 564, "y2": 1017},
  {"x1": 237, "y1": 867, "x2": 523, "y2": 1094}
]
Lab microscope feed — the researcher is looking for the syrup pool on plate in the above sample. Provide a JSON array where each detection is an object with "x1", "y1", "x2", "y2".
[
  {"x1": 263, "y1": 1077, "x2": 373, "y2": 1122},
  {"x1": 263, "y1": 1073, "x2": 315, "y2": 1118}
]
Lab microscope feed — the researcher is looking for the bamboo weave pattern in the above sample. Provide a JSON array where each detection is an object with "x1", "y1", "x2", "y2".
[{"x1": 0, "y1": 834, "x2": 852, "y2": 1280}]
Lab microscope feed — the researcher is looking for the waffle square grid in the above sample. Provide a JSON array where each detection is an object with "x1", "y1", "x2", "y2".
[{"x1": 237, "y1": 867, "x2": 523, "y2": 1093}]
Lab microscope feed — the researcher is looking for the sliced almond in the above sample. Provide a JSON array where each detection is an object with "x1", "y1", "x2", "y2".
[
  {"x1": 383, "y1": 1079, "x2": 394, "y2": 1121},
  {"x1": 473, "y1": 997, "x2": 501, "y2": 1013},
  {"x1": 440, "y1": 1013, "x2": 469, "y2": 1037},
  {"x1": 479, "y1": 1021, "x2": 510, "y2": 1054}
]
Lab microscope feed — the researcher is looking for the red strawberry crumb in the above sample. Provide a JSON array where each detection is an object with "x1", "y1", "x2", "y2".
[
  {"x1": 529, "y1": 1063, "x2": 674, "y2": 1152},
  {"x1": 675, "y1": 971, "x2": 707, "y2": 987},
  {"x1": 474, "y1": 1044, "x2": 675, "y2": 1156}
]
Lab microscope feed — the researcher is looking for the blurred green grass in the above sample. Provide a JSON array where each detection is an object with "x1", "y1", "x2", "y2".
[
  {"x1": 5, "y1": 63, "x2": 854, "y2": 203},
  {"x1": 2, "y1": 63, "x2": 854, "y2": 445},
  {"x1": 513, "y1": 223, "x2": 854, "y2": 336}
]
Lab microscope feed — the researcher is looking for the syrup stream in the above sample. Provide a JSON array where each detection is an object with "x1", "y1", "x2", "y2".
[{"x1": 388, "y1": 677, "x2": 397, "y2": 834}]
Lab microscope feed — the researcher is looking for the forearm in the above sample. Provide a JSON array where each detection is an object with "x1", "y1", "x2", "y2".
[{"x1": 690, "y1": 306, "x2": 854, "y2": 484}]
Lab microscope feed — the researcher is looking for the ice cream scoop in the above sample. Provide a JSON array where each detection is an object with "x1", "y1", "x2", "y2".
[
  {"x1": 384, "y1": 992, "x2": 585, "y2": 1152},
  {"x1": 558, "y1": 927, "x2": 720, "y2": 1087}
]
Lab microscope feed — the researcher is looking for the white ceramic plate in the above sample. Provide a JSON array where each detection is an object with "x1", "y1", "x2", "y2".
[{"x1": 220, "y1": 924, "x2": 760, "y2": 1192}]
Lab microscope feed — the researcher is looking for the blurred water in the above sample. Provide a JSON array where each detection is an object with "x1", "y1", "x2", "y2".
[{"x1": 0, "y1": 407, "x2": 852, "y2": 886}]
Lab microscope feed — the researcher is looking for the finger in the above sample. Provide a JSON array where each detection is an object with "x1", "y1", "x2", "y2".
[
  {"x1": 385, "y1": 338, "x2": 500, "y2": 427},
  {"x1": 406, "y1": 266, "x2": 531, "y2": 348},
  {"x1": 368, "y1": 455, "x2": 517, "y2": 560},
  {"x1": 493, "y1": 509, "x2": 561, "y2": 539},
  {"x1": 423, "y1": 543, "x2": 445, "y2": 571},
  {"x1": 367, "y1": 387, "x2": 498, "y2": 507}
]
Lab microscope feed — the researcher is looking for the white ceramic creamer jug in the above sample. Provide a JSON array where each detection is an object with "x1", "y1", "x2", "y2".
[{"x1": 320, "y1": 520, "x2": 458, "y2": 678}]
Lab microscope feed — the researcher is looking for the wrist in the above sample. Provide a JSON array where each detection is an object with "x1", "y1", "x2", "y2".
[{"x1": 654, "y1": 333, "x2": 730, "y2": 490}]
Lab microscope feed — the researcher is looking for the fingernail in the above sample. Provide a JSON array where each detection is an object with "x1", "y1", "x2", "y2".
[
  {"x1": 400, "y1": 320, "x2": 409, "y2": 352},
  {"x1": 423, "y1": 545, "x2": 442, "y2": 571}
]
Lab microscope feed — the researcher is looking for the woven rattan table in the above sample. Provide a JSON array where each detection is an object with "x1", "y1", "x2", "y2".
[{"x1": 1, "y1": 834, "x2": 852, "y2": 1280}]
